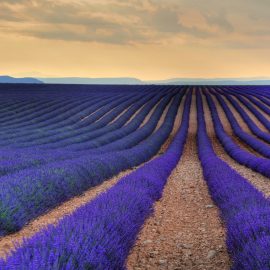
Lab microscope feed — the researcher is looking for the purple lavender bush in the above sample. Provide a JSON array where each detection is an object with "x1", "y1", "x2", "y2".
[
  {"x1": 0, "y1": 90, "x2": 192, "y2": 269},
  {"x1": 203, "y1": 89, "x2": 270, "y2": 178},
  {"x1": 0, "y1": 89, "x2": 184, "y2": 235},
  {"x1": 197, "y1": 89, "x2": 270, "y2": 270}
]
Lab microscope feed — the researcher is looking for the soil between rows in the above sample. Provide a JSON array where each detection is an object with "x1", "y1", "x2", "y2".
[{"x1": 127, "y1": 92, "x2": 230, "y2": 270}]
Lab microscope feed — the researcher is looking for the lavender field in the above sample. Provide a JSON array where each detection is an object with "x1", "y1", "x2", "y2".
[{"x1": 0, "y1": 84, "x2": 270, "y2": 269}]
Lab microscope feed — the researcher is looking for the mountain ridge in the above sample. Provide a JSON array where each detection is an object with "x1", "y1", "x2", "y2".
[
  {"x1": 0, "y1": 76, "x2": 43, "y2": 84},
  {"x1": 39, "y1": 77, "x2": 270, "y2": 85},
  {"x1": 1, "y1": 75, "x2": 270, "y2": 85}
]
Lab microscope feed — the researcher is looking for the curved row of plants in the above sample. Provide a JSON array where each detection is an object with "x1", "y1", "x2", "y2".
[
  {"x1": 222, "y1": 86, "x2": 270, "y2": 111},
  {"x1": 214, "y1": 90, "x2": 270, "y2": 144},
  {"x1": 0, "y1": 93, "x2": 132, "y2": 140},
  {"x1": 0, "y1": 93, "x2": 108, "y2": 129},
  {"x1": 8, "y1": 91, "x2": 154, "y2": 147},
  {"x1": 0, "y1": 85, "x2": 161, "y2": 133},
  {"x1": 0, "y1": 88, "x2": 169, "y2": 149},
  {"x1": 0, "y1": 90, "x2": 184, "y2": 235},
  {"x1": 0, "y1": 89, "x2": 192, "y2": 270},
  {"x1": 206, "y1": 90, "x2": 270, "y2": 158},
  {"x1": 204, "y1": 90, "x2": 270, "y2": 178},
  {"x1": 197, "y1": 89, "x2": 270, "y2": 270},
  {"x1": 0, "y1": 91, "x2": 177, "y2": 177},
  {"x1": 216, "y1": 88, "x2": 270, "y2": 132},
  {"x1": 0, "y1": 86, "x2": 161, "y2": 141}
]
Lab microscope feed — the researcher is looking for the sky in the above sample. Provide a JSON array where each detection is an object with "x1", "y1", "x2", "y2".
[{"x1": 0, "y1": 0, "x2": 270, "y2": 80}]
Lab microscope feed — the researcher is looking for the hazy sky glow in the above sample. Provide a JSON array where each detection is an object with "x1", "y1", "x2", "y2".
[{"x1": 0, "y1": 0, "x2": 270, "y2": 80}]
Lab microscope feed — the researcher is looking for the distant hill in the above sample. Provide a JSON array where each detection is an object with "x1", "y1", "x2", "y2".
[
  {"x1": 39, "y1": 77, "x2": 142, "y2": 85},
  {"x1": 146, "y1": 77, "x2": 270, "y2": 85},
  {"x1": 0, "y1": 76, "x2": 43, "y2": 84},
  {"x1": 1, "y1": 75, "x2": 270, "y2": 85},
  {"x1": 38, "y1": 77, "x2": 270, "y2": 85}
]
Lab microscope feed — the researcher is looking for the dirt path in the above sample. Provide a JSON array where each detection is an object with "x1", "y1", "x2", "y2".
[
  {"x1": 159, "y1": 93, "x2": 185, "y2": 152},
  {"x1": 109, "y1": 105, "x2": 132, "y2": 124},
  {"x1": 139, "y1": 97, "x2": 164, "y2": 127},
  {"x1": 127, "y1": 92, "x2": 229, "y2": 270},
  {"x1": 154, "y1": 97, "x2": 174, "y2": 131}
]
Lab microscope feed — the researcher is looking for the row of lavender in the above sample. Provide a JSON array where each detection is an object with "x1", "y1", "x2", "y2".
[
  {"x1": 0, "y1": 89, "x2": 148, "y2": 142},
  {"x1": 203, "y1": 89, "x2": 270, "y2": 178},
  {"x1": 0, "y1": 90, "x2": 168, "y2": 176},
  {"x1": 0, "y1": 90, "x2": 192, "y2": 269},
  {"x1": 1, "y1": 84, "x2": 270, "y2": 269},
  {"x1": 0, "y1": 85, "x2": 185, "y2": 235},
  {"x1": 218, "y1": 87, "x2": 270, "y2": 132},
  {"x1": 197, "y1": 87, "x2": 270, "y2": 269},
  {"x1": 0, "y1": 86, "x2": 174, "y2": 166}
]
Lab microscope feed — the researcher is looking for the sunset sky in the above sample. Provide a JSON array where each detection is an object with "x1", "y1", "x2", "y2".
[{"x1": 0, "y1": 0, "x2": 270, "y2": 80}]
